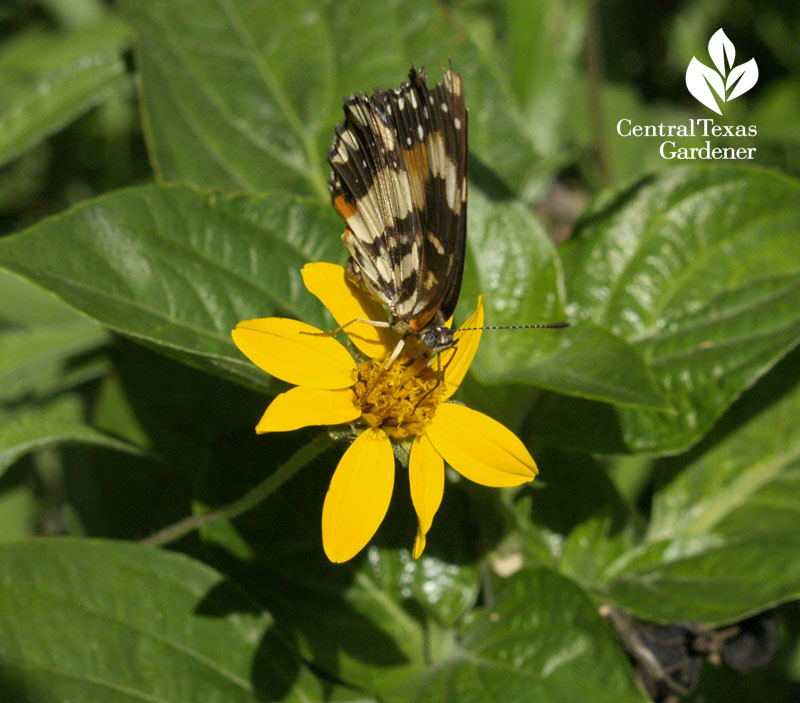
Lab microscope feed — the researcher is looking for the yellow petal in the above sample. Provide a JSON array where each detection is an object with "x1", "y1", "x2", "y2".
[
  {"x1": 409, "y1": 434, "x2": 444, "y2": 558},
  {"x1": 440, "y1": 296, "x2": 484, "y2": 400},
  {"x1": 413, "y1": 531, "x2": 427, "y2": 558},
  {"x1": 232, "y1": 318, "x2": 355, "y2": 389},
  {"x1": 322, "y1": 428, "x2": 394, "y2": 563},
  {"x1": 302, "y1": 262, "x2": 400, "y2": 359},
  {"x1": 426, "y1": 403, "x2": 537, "y2": 487},
  {"x1": 256, "y1": 387, "x2": 360, "y2": 433}
]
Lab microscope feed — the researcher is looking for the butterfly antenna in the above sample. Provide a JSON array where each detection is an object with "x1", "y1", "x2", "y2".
[{"x1": 457, "y1": 321, "x2": 571, "y2": 332}]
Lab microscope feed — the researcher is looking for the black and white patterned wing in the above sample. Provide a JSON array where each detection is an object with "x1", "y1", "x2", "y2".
[
  {"x1": 328, "y1": 82, "x2": 422, "y2": 318},
  {"x1": 328, "y1": 67, "x2": 467, "y2": 332},
  {"x1": 374, "y1": 68, "x2": 467, "y2": 329}
]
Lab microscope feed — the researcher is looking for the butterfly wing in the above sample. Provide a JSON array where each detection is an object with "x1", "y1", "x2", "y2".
[
  {"x1": 328, "y1": 84, "x2": 422, "y2": 320},
  {"x1": 328, "y1": 67, "x2": 467, "y2": 333},
  {"x1": 406, "y1": 68, "x2": 467, "y2": 327}
]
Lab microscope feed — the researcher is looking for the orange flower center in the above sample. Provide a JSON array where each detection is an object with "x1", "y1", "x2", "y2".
[{"x1": 355, "y1": 353, "x2": 445, "y2": 440}]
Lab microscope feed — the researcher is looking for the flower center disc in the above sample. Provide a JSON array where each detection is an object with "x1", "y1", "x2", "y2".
[{"x1": 355, "y1": 354, "x2": 445, "y2": 440}]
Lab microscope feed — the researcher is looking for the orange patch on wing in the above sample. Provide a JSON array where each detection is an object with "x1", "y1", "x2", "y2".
[
  {"x1": 408, "y1": 309, "x2": 437, "y2": 332},
  {"x1": 404, "y1": 142, "x2": 430, "y2": 175},
  {"x1": 334, "y1": 194, "x2": 356, "y2": 219},
  {"x1": 402, "y1": 142, "x2": 430, "y2": 211}
]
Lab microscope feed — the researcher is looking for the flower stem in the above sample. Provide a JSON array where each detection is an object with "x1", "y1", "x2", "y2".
[{"x1": 140, "y1": 432, "x2": 334, "y2": 547}]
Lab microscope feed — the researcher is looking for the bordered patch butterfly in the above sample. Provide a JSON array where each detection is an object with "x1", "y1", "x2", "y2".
[{"x1": 325, "y1": 66, "x2": 567, "y2": 368}]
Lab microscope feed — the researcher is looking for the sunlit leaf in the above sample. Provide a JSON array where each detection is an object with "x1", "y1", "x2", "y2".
[
  {"x1": 123, "y1": 0, "x2": 585, "y2": 199},
  {"x1": 535, "y1": 167, "x2": 800, "y2": 453},
  {"x1": 462, "y1": 190, "x2": 666, "y2": 409},
  {"x1": 389, "y1": 568, "x2": 647, "y2": 703},
  {"x1": 0, "y1": 185, "x2": 344, "y2": 393},
  {"x1": 596, "y1": 353, "x2": 800, "y2": 623}
]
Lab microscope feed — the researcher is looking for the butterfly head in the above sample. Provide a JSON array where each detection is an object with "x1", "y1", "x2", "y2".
[{"x1": 420, "y1": 323, "x2": 455, "y2": 354}]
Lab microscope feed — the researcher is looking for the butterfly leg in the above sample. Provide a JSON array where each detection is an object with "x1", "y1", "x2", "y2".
[
  {"x1": 411, "y1": 339, "x2": 460, "y2": 411},
  {"x1": 382, "y1": 336, "x2": 406, "y2": 370},
  {"x1": 438, "y1": 342, "x2": 459, "y2": 376},
  {"x1": 300, "y1": 318, "x2": 392, "y2": 337},
  {"x1": 413, "y1": 352, "x2": 440, "y2": 411}
]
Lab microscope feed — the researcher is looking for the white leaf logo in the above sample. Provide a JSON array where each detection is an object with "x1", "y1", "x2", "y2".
[
  {"x1": 708, "y1": 28, "x2": 735, "y2": 75},
  {"x1": 685, "y1": 28, "x2": 758, "y2": 114},
  {"x1": 727, "y1": 58, "x2": 759, "y2": 101}
]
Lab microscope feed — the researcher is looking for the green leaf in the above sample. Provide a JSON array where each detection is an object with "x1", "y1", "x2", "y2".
[
  {"x1": 599, "y1": 531, "x2": 800, "y2": 626},
  {"x1": 0, "y1": 143, "x2": 50, "y2": 214},
  {"x1": 0, "y1": 320, "x2": 108, "y2": 402},
  {"x1": 0, "y1": 485, "x2": 37, "y2": 542},
  {"x1": 356, "y1": 548, "x2": 480, "y2": 630},
  {"x1": 0, "y1": 184, "x2": 344, "y2": 392},
  {"x1": 91, "y1": 372, "x2": 151, "y2": 448},
  {"x1": 123, "y1": 0, "x2": 585, "y2": 199},
  {"x1": 0, "y1": 395, "x2": 144, "y2": 476},
  {"x1": 0, "y1": 17, "x2": 129, "y2": 167},
  {"x1": 538, "y1": 167, "x2": 800, "y2": 453},
  {"x1": 751, "y1": 78, "x2": 800, "y2": 146},
  {"x1": 516, "y1": 449, "x2": 638, "y2": 587},
  {"x1": 648, "y1": 352, "x2": 800, "y2": 541},
  {"x1": 453, "y1": 0, "x2": 589, "y2": 198},
  {"x1": 461, "y1": 190, "x2": 666, "y2": 408},
  {"x1": 327, "y1": 690, "x2": 380, "y2": 703},
  {"x1": 596, "y1": 352, "x2": 800, "y2": 623},
  {"x1": 0, "y1": 539, "x2": 324, "y2": 702},
  {"x1": 390, "y1": 568, "x2": 647, "y2": 703},
  {"x1": 0, "y1": 267, "x2": 87, "y2": 326},
  {"x1": 42, "y1": 0, "x2": 108, "y2": 29},
  {"x1": 121, "y1": 0, "x2": 409, "y2": 198},
  {"x1": 520, "y1": 324, "x2": 667, "y2": 408}
]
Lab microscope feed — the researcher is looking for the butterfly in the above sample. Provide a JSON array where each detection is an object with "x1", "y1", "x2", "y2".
[
  {"x1": 326, "y1": 67, "x2": 568, "y2": 368},
  {"x1": 327, "y1": 66, "x2": 468, "y2": 366}
]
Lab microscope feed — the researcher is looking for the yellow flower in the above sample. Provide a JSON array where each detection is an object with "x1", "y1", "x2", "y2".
[{"x1": 232, "y1": 262, "x2": 537, "y2": 563}]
